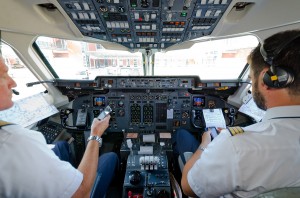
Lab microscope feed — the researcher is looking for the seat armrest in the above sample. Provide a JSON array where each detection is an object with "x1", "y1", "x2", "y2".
[{"x1": 178, "y1": 152, "x2": 194, "y2": 172}]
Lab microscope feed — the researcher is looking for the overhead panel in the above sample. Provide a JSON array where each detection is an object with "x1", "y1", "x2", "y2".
[{"x1": 57, "y1": 0, "x2": 232, "y2": 50}]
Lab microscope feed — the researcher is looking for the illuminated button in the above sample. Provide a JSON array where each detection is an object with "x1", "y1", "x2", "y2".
[
  {"x1": 180, "y1": 12, "x2": 187, "y2": 17},
  {"x1": 73, "y1": 3, "x2": 81, "y2": 10},
  {"x1": 110, "y1": 6, "x2": 116, "y2": 12},
  {"x1": 144, "y1": 13, "x2": 150, "y2": 21},
  {"x1": 71, "y1": 12, "x2": 78, "y2": 19},
  {"x1": 134, "y1": 12, "x2": 139, "y2": 19},
  {"x1": 214, "y1": 10, "x2": 221, "y2": 16},
  {"x1": 78, "y1": 13, "x2": 84, "y2": 19},
  {"x1": 151, "y1": 13, "x2": 156, "y2": 19},
  {"x1": 196, "y1": 9, "x2": 202, "y2": 17},
  {"x1": 83, "y1": 13, "x2": 89, "y2": 19},
  {"x1": 166, "y1": 13, "x2": 172, "y2": 21},
  {"x1": 90, "y1": 12, "x2": 96, "y2": 19},
  {"x1": 205, "y1": 10, "x2": 212, "y2": 17},
  {"x1": 82, "y1": 2, "x2": 90, "y2": 10}
]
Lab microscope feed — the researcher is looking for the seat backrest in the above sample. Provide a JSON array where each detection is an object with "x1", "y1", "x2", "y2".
[
  {"x1": 178, "y1": 152, "x2": 193, "y2": 172},
  {"x1": 255, "y1": 187, "x2": 300, "y2": 198}
]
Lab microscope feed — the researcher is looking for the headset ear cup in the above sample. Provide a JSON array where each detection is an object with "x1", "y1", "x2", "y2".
[
  {"x1": 276, "y1": 66, "x2": 294, "y2": 87},
  {"x1": 263, "y1": 67, "x2": 294, "y2": 88},
  {"x1": 263, "y1": 70, "x2": 276, "y2": 87}
]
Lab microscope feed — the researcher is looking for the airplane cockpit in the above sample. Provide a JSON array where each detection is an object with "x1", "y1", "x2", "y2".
[{"x1": 1, "y1": 0, "x2": 300, "y2": 197}]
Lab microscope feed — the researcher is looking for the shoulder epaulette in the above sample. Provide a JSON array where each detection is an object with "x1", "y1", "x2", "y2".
[
  {"x1": 227, "y1": 126, "x2": 244, "y2": 136},
  {"x1": 0, "y1": 120, "x2": 14, "y2": 128}
]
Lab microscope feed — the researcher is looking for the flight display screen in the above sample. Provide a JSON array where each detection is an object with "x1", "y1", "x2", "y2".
[
  {"x1": 93, "y1": 96, "x2": 105, "y2": 106},
  {"x1": 193, "y1": 97, "x2": 205, "y2": 107}
]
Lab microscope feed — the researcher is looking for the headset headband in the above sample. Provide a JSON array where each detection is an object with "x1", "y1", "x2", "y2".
[{"x1": 260, "y1": 34, "x2": 300, "y2": 66}]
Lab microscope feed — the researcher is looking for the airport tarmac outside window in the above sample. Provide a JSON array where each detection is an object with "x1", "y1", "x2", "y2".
[
  {"x1": 154, "y1": 35, "x2": 259, "y2": 80},
  {"x1": 36, "y1": 37, "x2": 144, "y2": 79}
]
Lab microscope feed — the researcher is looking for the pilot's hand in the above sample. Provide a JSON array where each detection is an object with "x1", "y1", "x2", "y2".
[
  {"x1": 201, "y1": 130, "x2": 212, "y2": 147},
  {"x1": 217, "y1": 127, "x2": 225, "y2": 133},
  {"x1": 90, "y1": 115, "x2": 111, "y2": 137}
]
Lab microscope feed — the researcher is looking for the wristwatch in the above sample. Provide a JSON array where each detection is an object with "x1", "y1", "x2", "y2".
[
  {"x1": 87, "y1": 135, "x2": 102, "y2": 147},
  {"x1": 198, "y1": 145, "x2": 206, "y2": 151}
]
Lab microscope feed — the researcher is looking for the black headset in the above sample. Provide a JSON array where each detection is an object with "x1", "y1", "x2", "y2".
[{"x1": 260, "y1": 34, "x2": 300, "y2": 88}]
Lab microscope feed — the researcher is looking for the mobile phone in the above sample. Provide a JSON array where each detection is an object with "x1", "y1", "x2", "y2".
[
  {"x1": 206, "y1": 127, "x2": 218, "y2": 139},
  {"x1": 97, "y1": 105, "x2": 112, "y2": 120}
]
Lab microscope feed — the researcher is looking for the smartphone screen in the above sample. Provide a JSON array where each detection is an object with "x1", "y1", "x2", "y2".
[{"x1": 209, "y1": 127, "x2": 218, "y2": 139}]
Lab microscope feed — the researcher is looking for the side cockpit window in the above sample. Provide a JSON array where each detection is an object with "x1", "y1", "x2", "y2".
[{"x1": 1, "y1": 43, "x2": 45, "y2": 101}]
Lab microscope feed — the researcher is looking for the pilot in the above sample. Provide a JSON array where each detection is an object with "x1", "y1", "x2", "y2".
[
  {"x1": 174, "y1": 29, "x2": 300, "y2": 197},
  {"x1": 0, "y1": 56, "x2": 118, "y2": 198}
]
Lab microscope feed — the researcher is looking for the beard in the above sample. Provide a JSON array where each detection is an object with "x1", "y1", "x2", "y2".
[{"x1": 252, "y1": 80, "x2": 267, "y2": 110}]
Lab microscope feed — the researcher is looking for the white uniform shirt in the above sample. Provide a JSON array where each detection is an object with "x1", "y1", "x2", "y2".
[
  {"x1": 188, "y1": 106, "x2": 300, "y2": 198},
  {"x1": 0, "y1": 124, "x2": 83, "y2": 198}
]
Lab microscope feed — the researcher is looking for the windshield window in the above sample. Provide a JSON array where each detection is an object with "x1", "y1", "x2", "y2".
[
  {"x1": 155, "y1": 35, "x2": 258, "y2": 80},
  {"x1": 36, "y1": 35, "x2": 258, "y2": 80},
  {"x1": 36, "y1": 37, "x2": 144, "y2": 79}
]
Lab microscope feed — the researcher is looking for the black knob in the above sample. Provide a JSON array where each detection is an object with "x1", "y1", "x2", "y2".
[
  {"x1": 129, "y1": 170, "x2": 141, "y2": 185},
  {"x1": 157, "y1": 189, "x2": 169, "y2": 198},
  {"x1": 146, "y1": 188, "x2": 154, "y2": 196},
  {"x1": 141, "y1": 0, "x2": 149, "y2": 8}
]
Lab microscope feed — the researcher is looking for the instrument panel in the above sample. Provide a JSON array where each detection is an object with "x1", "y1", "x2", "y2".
[
  {"x1": 57, "y1": 76, "x2": 239, "y2": 133},
  {"x1": 57, "y1": 0, "x2": 232, "y2": 50}
]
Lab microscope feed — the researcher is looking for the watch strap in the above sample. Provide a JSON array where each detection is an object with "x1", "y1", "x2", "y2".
[
  {"x1": 87, "y1": 135, "x2": 102, "y2": 147},
  {"x1": 198, "y1": 145, "x2": 206, "y2": 151}
]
